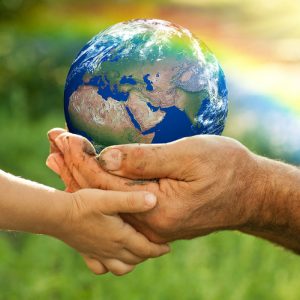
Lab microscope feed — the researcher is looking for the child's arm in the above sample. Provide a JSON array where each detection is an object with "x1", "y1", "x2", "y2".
[
  {"x1": 0, "y1": 169, "x2": 66, "y2": 234},
  {"x1": 0, "y1": 170, "x2": 169, "y2": 275}
]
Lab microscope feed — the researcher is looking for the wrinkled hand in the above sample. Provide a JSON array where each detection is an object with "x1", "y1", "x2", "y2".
[
  {"x1": 57, "y1": 188, "x2": 169, "y2": 276},
  {"x1": 47, "y1": 128, "x2": 260, "y2": 243}
]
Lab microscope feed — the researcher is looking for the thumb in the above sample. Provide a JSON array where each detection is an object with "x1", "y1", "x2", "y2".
[
  {"x1": 96, "y1": 140, "x2": 188, "y2": 180},
  {"x1": 86, "y1": 189, "x2": 158, "y2": 215}
]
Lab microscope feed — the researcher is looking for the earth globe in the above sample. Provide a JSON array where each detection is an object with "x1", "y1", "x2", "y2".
[{"x1": 64, "y1": 19, "x2": 228, "y2": 150}]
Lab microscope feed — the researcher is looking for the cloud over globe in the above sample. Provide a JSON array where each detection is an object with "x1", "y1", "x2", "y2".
[{"x1": 64, "y1": 19, "x2": 228, "y2": 149}]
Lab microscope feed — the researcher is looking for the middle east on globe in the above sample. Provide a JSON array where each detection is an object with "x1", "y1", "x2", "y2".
[{"x1": 64, "y1": 19, "x2": 228, "y2": 149}]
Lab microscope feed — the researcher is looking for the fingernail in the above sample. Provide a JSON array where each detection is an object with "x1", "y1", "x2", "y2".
[
  {"x1": 144, "y1": 193, "x2": 157, "y2": 207},
  {"x1": 82, "y1": 140, "x2": 96, "y2": 156},
  {"x1": 98, "y1": 148, "x2": 122, "y2": 171},
  {"x1": 46, "y1": 156, "x2": 60, "y2": 174}
]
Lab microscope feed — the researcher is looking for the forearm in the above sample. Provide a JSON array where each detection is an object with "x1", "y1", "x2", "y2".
[
  {"x1": 0, "y1": 169, "x2": 68, "y2": 236},
  {"x1": 240, "y1": 155, "x2": 300, "y2": 253}
]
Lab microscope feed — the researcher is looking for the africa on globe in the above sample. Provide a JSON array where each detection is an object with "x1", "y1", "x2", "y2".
[{"x1": 64, "y1": 19, "x2": 228, "y2": 149}]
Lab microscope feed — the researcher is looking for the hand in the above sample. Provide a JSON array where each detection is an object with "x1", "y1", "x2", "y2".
[
  {"x1": 47, "y1": 128, "x2": 261, "y2": 244},
  {"x1": 55, "y1": 188, "x2": 170, "y2": 276}
]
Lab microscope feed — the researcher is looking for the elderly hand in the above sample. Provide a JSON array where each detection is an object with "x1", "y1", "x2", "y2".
[{"x1": 46, "y1": 128, "x2": 261, "y2": 244}]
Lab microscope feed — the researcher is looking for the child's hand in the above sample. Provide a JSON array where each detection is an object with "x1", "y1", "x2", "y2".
[{"x1": 54, "y1": 189, "x2": 170, "y2": 276}]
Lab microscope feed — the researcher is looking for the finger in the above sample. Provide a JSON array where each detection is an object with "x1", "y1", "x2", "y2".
[
  {"x1": 126, "y1": 231, "x2": 170, "y2": 258},
  {"x1": 96, "y1": 139, "x2": 190, "y2": 180},
  {"x1": 121, "y1": 214, "x2": 167, "y2": 244},
  {"x1": 117, "y1": 249, "x2": 145, "y2": 265},
  {"x1": 102, "y1": 259, "x2": 135, "y2": 276},
  {"x1": 47, "y1": 142, "x2": 91, "y2": 190},
  {"x1": 48, "y1": 128, "x2": 67, "y2": 143},
  {"x1": 82, "y1": 255, "x2": 108, "y2": 275},
  {"x1": 46, "y1": 153, "x2": 61, "y2": 175},
  {"x1": 68, "y1": 165, "x2": 91, "y2": 188},
  {"x1": 48, "y1": 128, "x2": 67, "y2": 154},
  {"x1": 55, "y1": 132, "x2": 96, "y2": 158},
  {"x1": 46, "y1": 152, "x2": 80, "y2": 192},
  {"x1": 55, "y1": 133, "x2": 98, "y2": 181},
  {"x1": 55, "y1": 132, "x2": 157, "y2": 192},
  {"x1": 96, "y1": 190, "x2": 158, "y2": 215}
]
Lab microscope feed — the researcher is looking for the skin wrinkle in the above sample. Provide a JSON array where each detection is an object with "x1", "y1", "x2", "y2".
[
  {"x1": 136, "y1": 161, "x2": 147, "y2": 172},
  {"x1": 221, "y1": 145, "x2": 254, "y2": 225},
  {"x1": 285, "y1": 167, "x2": 300, "y2": 231},
  {"x1": 267, "y1": 169, "x2": 293, "y2": 231},
  {"x1": 125, "y1": 180, "x2": 148, "y2": 186},
  {"x1": 150, "y1": 147, "x2": 167, "y2": 167},
  {"x1": 245, "y1": 158, "x2": 272, "y2": 230},
  {"x1": 125, "y1": 179, "x2": 159, "y2": 186},
  {"x1": 239, "y1": 157, "x2": 300, "y2": 254},
  {"x1": 133, "y1": 147, "x2": 145, "y2": 160},
  {"x1": 47, "y1": 130, "x2": 300, "y2": 252},
  {"x1": 226, "y1": 171, "x2": 246, "y2": 225},
  {"x1": 122, "y1": 153, "x2": 128, "y2": 161}
]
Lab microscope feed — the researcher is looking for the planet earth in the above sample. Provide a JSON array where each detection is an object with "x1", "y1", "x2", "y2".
[{"x1": 64, "y1": 19, "x2": 228, "y2": 150}]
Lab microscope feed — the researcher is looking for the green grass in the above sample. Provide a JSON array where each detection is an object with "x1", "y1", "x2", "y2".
[
  {"x1": 0, "y1": 113, "x2": 299, "y2": 300},
  {"x1": 0, "y1": 3, "x2": 300, "y2": 296}
]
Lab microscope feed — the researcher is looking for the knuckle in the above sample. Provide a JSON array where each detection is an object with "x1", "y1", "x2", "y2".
[
  {"x1": 132, "y1": 147, "x2": 145, "y2": 159},
  {"x1": 135, "y1": 160, "x2": 148, "y2": 176},
  {"x1": 130, "y1": 148, "x2": 146, "y2": 171},
  {"x1": 141, "y1": 246, "x2": 151, "y2": 258},
  {"x1": 221, "y1": 138, "x2": 249, "y2": 165},
  {"x1": 125, "y1": 192, "x2": 137, "y2": 209},
  {"x1": 146, "y1": 245, "x2": 162, "y2": 258},
  {"x1": 114, "y1": 231, "x2": 127, "y2": 245},
  {"x1": 72, "y1": 190, "x2": 91, "y2": 216}
]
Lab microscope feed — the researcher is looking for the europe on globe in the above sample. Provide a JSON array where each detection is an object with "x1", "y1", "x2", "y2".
[{"x1": 64, "y1": 19, "x2": 228, "y2": 149}]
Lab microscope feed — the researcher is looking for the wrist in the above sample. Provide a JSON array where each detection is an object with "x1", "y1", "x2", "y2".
[
  {"x1": 239, "y1": 154, "x2": 300, "y2": 235},
  {"x1": 38, "y1": 190, "x2": 73, "y2": 238},
  {"x1": 222, "y1": 147, "x2": 265, "y2": 231}
]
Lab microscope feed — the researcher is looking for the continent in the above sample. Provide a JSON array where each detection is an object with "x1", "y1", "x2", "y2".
[
  {"x1": 65, "y1": 19, "x2": 228, "y2": 145},
  {"x1": 124, "y1": 60, "x2": 200, "y2": 111},
  {"x1": 174, "y1": 63, "x2": 209, "y2": 92},
  {"x1": 126, "y1": 90, "x2": 166, "y2": 132},
  {"x1": 139, "y1": 65, "x2": 180, "y2": 108},
  {"x1": 68, "y1": 85, "x2": 154, "y2": 145}
]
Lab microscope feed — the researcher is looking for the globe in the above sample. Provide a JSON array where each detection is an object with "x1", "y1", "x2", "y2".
[{"x1": 64, "y1": 19, "x2": 228, "y2": 150}]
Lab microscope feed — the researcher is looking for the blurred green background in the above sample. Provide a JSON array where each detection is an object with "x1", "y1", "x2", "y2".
[{"x1": 0, "y1": 0, "x2": 299, "y2": 299}]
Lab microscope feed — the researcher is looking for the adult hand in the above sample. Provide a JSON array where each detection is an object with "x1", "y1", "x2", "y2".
[{"x1": 46, "y1": 128, "x2": 260, "y2": 243}]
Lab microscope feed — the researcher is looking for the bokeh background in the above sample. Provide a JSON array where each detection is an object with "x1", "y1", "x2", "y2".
[{"x1": 0, "y1": 0, "x2": 299, "y2": 299}]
